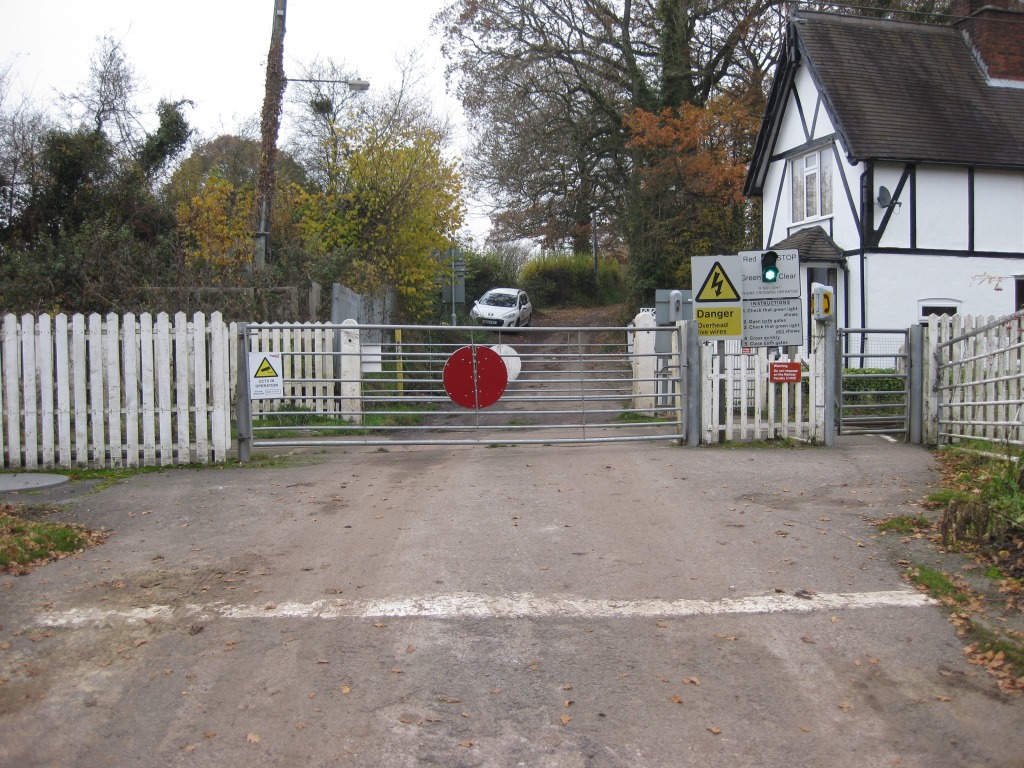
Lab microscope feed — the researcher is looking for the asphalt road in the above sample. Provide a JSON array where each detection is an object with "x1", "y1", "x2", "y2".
[{"x1": 1, "y1": 436, "x2": 1022, "y2": 767}]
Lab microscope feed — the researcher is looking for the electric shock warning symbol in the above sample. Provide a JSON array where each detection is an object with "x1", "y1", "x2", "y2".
[{"x1": 695, "y1": 262, "x2": 741, "y2": 302}]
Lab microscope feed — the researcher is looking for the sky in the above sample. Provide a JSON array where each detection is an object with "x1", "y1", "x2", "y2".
[{"x1": 0, "y1": 0, "x2": 488, "y2": 235}]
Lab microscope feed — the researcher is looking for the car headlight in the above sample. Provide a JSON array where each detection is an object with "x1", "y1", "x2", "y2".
[{"x1": 502, "y1": 311, "x2": 517, "y2": 321}]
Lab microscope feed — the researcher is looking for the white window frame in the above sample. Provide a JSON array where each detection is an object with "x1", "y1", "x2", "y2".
[{"x1": 791, "y1": 147, "x2": 833, "y2": 224}]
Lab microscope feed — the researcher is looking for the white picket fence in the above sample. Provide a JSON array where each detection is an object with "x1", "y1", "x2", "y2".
[
  {"x1": 4, "y1": 308, "x2": 1019, "y2": 470},
  {"x1": 701, "y1": 318, "x2": 829, "y2": 444},
  {"x1": 924, "y1": 311, "x2": 1024, "y2": 446},
  {"x1": 0, "y1": 312, "x2": 233, "y2": 468}
]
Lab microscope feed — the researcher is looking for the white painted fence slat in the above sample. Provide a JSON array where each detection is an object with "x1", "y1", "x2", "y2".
[
  {"x1": 140, "y1": 314, "x2": 156, "y2": 466},
  {"x1": 123, "y1": 314, "x2": 139, "y2": 467},
  {"x1": 55, "y1": 315, "x2": 71, "y2": 468},
  {"x1": 71, "y1": 315, "x2": 88, "y2": 467},
  {"x1": 37, "y1": 316, "x2": 55, "y2": 467},
  {"x1": 156, "y1": 314, "x2": 173, "y2": 465},
  {"x1": 193, "y1": 313, "x2": 210, "y2": 463},
  {"x1": 174, "y1": 313, "x2": 190, "y2": 463},
  {"x1": 4, "y1": 315, "x2": 21, "y2": 465},
  {"x1": 105, "y1": 313, "x2": 123, "y2": 467},
  {"x1": 21, "y1": 315, "x2": 38, "y2": 469},
  {"x1": 210, "y1": 313, "x2": 228, "y2": 461},
  {"x1": 88, "y1": 314, "x2": 106, "y2": 466}
]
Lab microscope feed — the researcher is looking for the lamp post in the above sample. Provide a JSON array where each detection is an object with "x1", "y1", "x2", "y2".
[{"x1": 253, "y1": 0, "x2": 368, "y2": 271}]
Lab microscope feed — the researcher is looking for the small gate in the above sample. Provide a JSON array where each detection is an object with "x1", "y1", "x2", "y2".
[
  {"x1": 837, "y1": 328, "x2": 910, "y2": 437},
  {"x1": 236, "y1": 322, "x2": 686, "y2": 452}
]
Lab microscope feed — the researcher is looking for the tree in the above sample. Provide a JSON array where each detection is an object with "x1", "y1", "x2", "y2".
[
  {"x1": 623, "y1": 94, "x2": 761, "y2": 292},
  {"x1": 294, "y1": 118, "x2": 463, "y2": 320},
  {"x1": 0, "y1": 34, "x2": 192, "y2": 312},
  {"x1": 58, "y1": 34, "x2": 144, "y2": 154},
  {"x1": 284, "y1": 56, "x2": 464, "y2": 320},
  {"x1": 435, "y1": 0, "x2": 784, "y2": 304},
  {"x1": 168, "y1": 135, "x2": 307, "y2": 283},
  {"x1": 0, "y1": 63, "x2": 52, "y2": 234}
]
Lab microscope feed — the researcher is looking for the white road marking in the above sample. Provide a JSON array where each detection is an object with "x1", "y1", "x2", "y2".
[{"x1": 39, "y1": 589, "x2": 935, "y2": 627}]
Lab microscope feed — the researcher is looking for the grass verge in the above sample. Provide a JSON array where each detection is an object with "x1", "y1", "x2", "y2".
[{"x1": 0, "y1": 503, "x2": 108, "y2": 574}]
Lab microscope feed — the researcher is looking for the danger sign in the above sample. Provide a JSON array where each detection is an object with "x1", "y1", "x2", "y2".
[{"x1": 249, "y1": 352, "x2": 284, "y2": 400}]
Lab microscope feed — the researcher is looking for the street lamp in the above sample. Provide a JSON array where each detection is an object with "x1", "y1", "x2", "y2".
[{"x1": 286, "y1": 77, "x2": 370, "y2": 91}]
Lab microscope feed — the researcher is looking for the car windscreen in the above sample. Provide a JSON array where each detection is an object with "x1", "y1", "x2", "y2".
[{"x1": 481, "y1": 293, "x2": 517, "y2": 308}]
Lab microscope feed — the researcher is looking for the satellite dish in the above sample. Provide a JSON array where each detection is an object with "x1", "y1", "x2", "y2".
[{"x1": 877, "y1": 186, "x2": 892, "y2": 208}]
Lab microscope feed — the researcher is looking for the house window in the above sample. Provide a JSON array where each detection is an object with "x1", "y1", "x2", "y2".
[
  {"x1": 792, "y1": 149, "x2": 833, "y2": 223},
  {"x1": 919, "y1": 299, "x2": 960, "y2": 320}
]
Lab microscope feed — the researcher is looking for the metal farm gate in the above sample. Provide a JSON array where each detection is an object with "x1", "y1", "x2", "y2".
[
  {"x1": 236, "y1": 322, "x2": 687, "y2": 453},
  {"x1": 837, "y1": 328, "x2": 912, "y2": 438}
]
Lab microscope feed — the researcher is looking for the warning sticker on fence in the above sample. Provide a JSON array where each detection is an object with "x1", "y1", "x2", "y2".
[{"x1": 249, "y1": 353, "x2": 284, "y2": 400}]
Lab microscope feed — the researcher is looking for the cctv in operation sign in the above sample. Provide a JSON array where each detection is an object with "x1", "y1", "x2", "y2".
[{"x1": 691, "y1": 254, "x2": 743, "y2": 339}]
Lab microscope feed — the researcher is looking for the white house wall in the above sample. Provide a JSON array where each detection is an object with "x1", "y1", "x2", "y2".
[
  {"x1": 873, "y1": 162, "x2": 912, "y2": 249},
  {"x1": 761, "y1": 67, "x2": 856, "y2": 247},
  {"x1": 864, "y1": 253, "x2": 1021, "y2": 327},
  {"x1": 975, "y1": 170, "x2": 1024, "y2": 252},
  {"x1": 917, "y1": 167, "x2": 970, "y2": 251}
]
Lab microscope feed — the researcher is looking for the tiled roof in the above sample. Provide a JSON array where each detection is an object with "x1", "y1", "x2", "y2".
[
  {"x1": 769, "y1": 226, "x2": 847, "y2": 262},
  {"x1": 794, "y1": 10, "x2": 1024, "y2": 167}
]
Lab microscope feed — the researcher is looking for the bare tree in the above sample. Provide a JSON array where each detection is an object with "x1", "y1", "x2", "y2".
[{"x1": 58, "y1": 34, "x2": 144, "y2": 151}]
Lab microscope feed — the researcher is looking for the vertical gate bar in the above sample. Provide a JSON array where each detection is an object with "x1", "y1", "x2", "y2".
[
  {"x1": 673, "y1": 320, "x2": 684, "y2": 445},
  {"x1": 236, "y1": 323, "x2": 252, "y2": 463},
  {"x1": 823, "y1": 319, "x2": 836, "y2": 447},
  {"x1": 685, "y1": 320, "x2": 701, "y2": 446},
  {"x1": 909, "y1": 325, "x2": 922, "y2": 444},
  {"x1": 578, "y1": 329, "x2": 586, "y2": 440}
]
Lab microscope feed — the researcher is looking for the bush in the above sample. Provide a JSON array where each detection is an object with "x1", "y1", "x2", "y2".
[{"x1": 520, "y1": 251, "x2": 623, "y2": 307}]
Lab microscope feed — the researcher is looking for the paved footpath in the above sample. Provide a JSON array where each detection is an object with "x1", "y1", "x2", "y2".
[{"x1": 1, "y1": 436, "x2": 1022, "y2": 767}]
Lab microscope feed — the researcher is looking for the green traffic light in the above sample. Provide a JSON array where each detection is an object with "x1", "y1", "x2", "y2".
[{"x1": 761, "y1": 251, "x2": 779, "y2": 283}]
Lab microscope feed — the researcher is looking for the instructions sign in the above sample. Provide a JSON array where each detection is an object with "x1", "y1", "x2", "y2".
[
  {"x1": 692, "y1": 255, "x2": 743, "y2": 339},
  {"x1": 741, "y1": 298, "x2": 803, "y2": 347},
  {"x1": 249, "y1": 352, "x2": 284, "y2": 400}
]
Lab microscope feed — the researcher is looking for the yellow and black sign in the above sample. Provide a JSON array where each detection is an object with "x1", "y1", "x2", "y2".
[
  {"x1": 695, "y1": 261, "x2": 742, "y2": 303},
  {"x1": 249, "y1": 352, "x2": 284, "y2": 400},
  {"x1": 696, "y1": 306, "x2": 743, "y2": 337},
  {"x1": 253, "y1": 357, "x2": 280, "y2": 378}
]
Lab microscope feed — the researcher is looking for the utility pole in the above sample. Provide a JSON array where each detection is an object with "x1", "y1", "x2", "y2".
[{"x1": 254, "y1": 0, "x2": 287, "y2": 271}]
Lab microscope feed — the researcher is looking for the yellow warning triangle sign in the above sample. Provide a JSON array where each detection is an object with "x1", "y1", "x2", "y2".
[
  {"x1": 254, "y1": 357, "x2": 280, "y2": 378},
  {"x1": 696, "y1": 261, "x2": 741, "y2": 302}
]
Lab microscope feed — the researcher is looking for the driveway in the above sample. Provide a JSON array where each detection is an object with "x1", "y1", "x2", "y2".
[{"x1": 1, "y1": 436, "x2": 1022, "y2": 767}]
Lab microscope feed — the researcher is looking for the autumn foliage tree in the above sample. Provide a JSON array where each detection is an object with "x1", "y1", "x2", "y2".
[
  {"x1": 623, "y1": 93, "x2": 762, "y2": 291},
  {"x1": 295, "y1": 120, "x2": 463, "y2": 321}
]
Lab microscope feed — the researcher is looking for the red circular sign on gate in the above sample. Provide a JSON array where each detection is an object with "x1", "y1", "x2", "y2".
[{"x1": 443, "y1": 345, "x2": 509, "y2": 409}]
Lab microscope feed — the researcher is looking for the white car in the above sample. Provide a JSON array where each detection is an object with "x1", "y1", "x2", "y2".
[{"x1": 470, "y1": 288, "x2": 533, "y2": 329}]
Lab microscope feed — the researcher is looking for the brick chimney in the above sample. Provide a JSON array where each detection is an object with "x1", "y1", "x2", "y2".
[{"x1": 952, "y1": 0, "x2": 1024, "y2": 82}]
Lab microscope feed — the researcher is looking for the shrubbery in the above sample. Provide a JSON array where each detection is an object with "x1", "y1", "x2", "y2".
[{"x1": 519, "y1": 251, "x2": 623, "y2": 307}]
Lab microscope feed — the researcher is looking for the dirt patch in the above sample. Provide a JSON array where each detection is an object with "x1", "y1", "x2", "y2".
[{"x1": 532, "y1": 303, "x2": 629, "y2": 328}]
